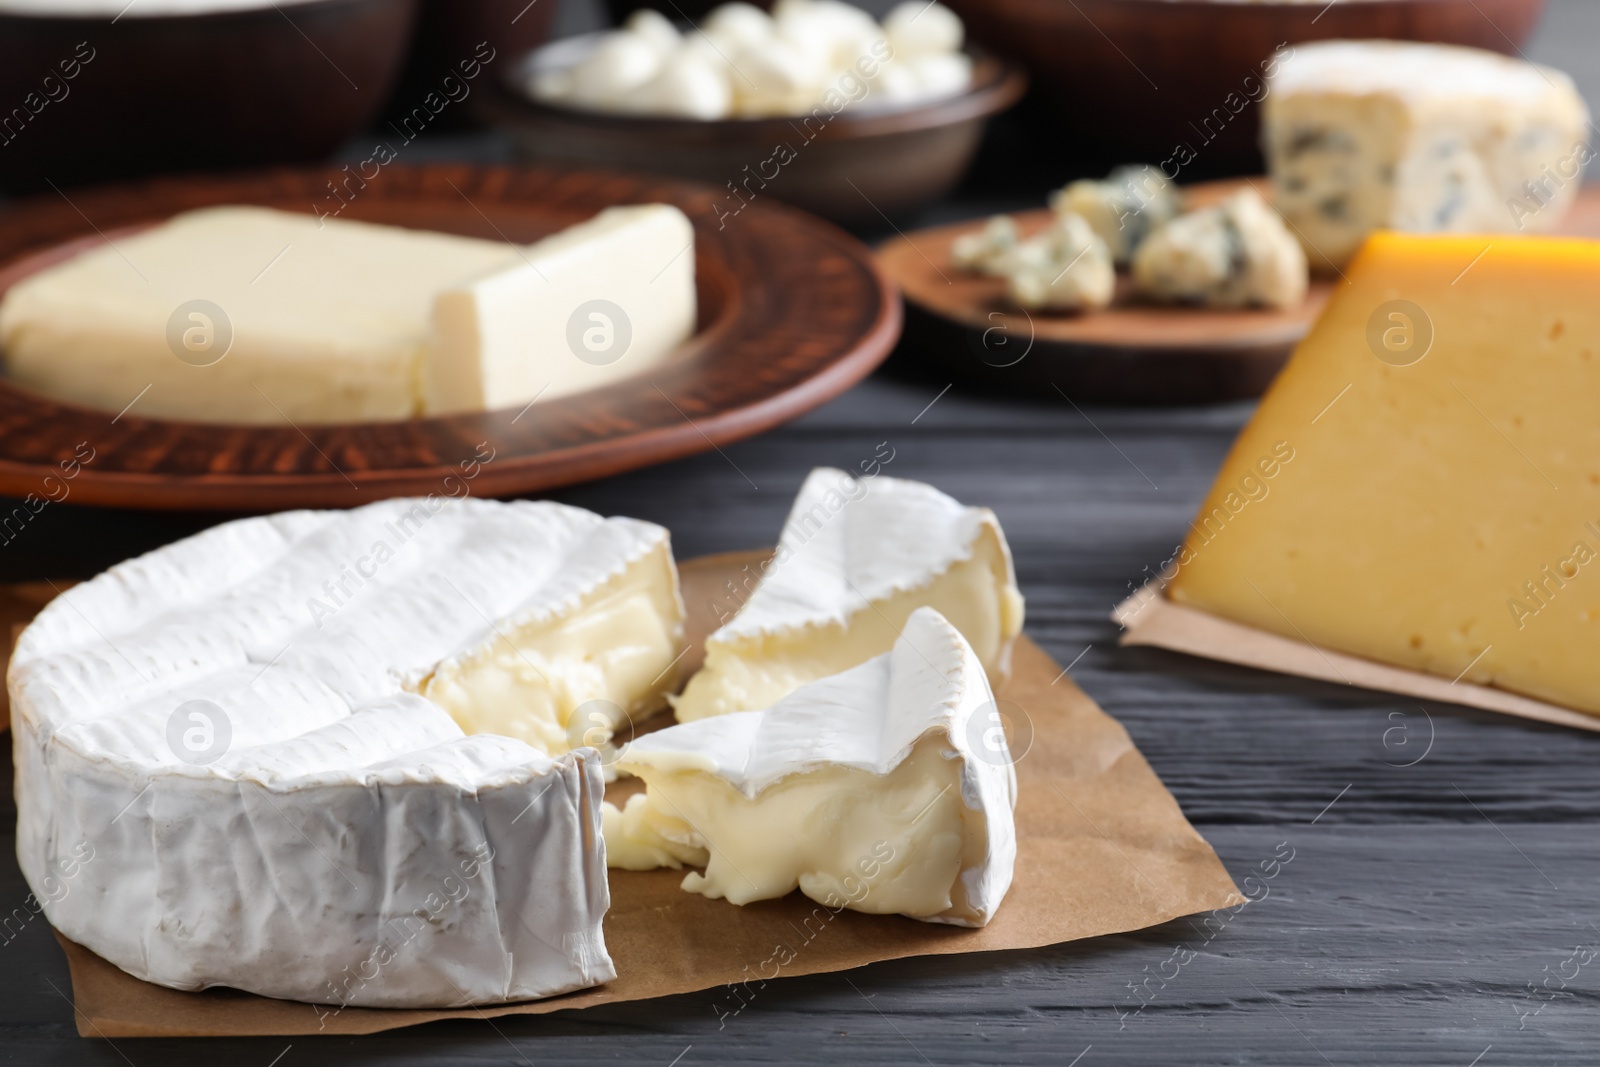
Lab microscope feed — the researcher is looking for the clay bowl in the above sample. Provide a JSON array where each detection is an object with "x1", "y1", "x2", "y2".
[
  {"x1": 383, "y1": 0, "x2": 557, "y2": 132},
  {"x1": 945, "y1": 0, "x2": 1547, "y2": 171},
  {"x1": 0, "y1": 0, "x2": 419, "y2": 196},
  {"x1": 472, "y1": 36, "x2": 1027, "y2": 226}
]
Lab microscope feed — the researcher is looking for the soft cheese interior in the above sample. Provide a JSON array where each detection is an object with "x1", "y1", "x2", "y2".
[
  {"x1": 9, "y1": 497, "x2": 685, "y2": 1007},
  {"x1": 419, "y1": 536, "x2": 684, "y2": 756},
  {"x1": 608, "y1": 608, "x2": 1018, "y2": 927},
  {"x1": 672, "y1": 468, "x2": 1025, "y2": 722},
  {"x1": 0, "y1": 203, "x2": 695, "y2": 424}
]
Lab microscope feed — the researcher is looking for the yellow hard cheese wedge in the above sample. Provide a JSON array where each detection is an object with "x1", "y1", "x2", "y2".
[{"x1": 1167, "y1": 231, "x2": 1600, "y2": 714}]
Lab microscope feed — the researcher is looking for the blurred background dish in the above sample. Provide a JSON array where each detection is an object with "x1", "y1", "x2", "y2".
[
  {"x1": 474, "y1": 41, "x2": 1025, "y2": 225},
  {"x1": 0, "y1": 0, "x2": 420, "y2": 196},
  {"x1": 945, "y1": 0, "x2": 1547, "y2": 173},
  {"x1": 882, "y1": 179, "x2": 1600, "y2": 405},
  {"x1": 380, "y1": 0, "x2": 557, "y2": 134},
  {"x1": 0, "y1": 164, "x2": 899, "y2": 509}
]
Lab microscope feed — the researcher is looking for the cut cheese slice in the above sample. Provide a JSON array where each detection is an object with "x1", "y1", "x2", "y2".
[
  {"x1": 1166, "y1": 232, "x2": 1600, "y2": 715},
  {"x1": 610, "y1": 607, "x2": 1018, "y2": 926},
  {"x1": 9, "y1": 497, "x2": 686, "y2": 1006},
  {"x1": 671, "y1": 467, "x2": 1024, "y2": 722},
  {"x1": 0, "y1": 203, "x2": 695, "y2": 424},
  {"x1": 427, "y1": 204, "x2": 695, "y2": 414}
]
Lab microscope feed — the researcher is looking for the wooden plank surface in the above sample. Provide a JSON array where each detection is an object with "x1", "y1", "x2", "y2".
[
  {"x1": 2, "y1": 373, "x2": 1597, "y2": 1064},
  {"x1": 7, "y1": 0, "x2": 1600, "y2": 1057}
]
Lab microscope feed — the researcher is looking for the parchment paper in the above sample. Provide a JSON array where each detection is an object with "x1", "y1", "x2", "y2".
[
  {"x1": 1114, "y1": 584, "x2": 1600, "y2": 734},
  {"x1": 21, "y1": 553, "x2": 1241, "y2": 1038}
]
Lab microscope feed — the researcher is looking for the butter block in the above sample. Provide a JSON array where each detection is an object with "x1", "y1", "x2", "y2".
[
  {"x1": 426, "y1": 205, "x2": 696, "y2": 415},
  {"x1": 1264, "y1": 41, "x2": 1590, "y2": 269},
  {"x1": 1166, "y1": 232, "x2": 1600, "y2": 715},
  {"x1": 0, "y1": 203, "x2": 696, "y2": 424},
  {"x1": 610, "y1": 607, "x2": 1017, "y2": 927},
  {"x1": 0, "y1": 206, "x2": 517, "y2": 424}
]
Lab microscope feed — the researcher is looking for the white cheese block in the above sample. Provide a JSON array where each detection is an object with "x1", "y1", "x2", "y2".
[
  {"x1": 0, "y1": 204, "x2": 695, "y2": 424},
  {"x1": 9, "y1": 496, "x2": 687, "y2": 1007},
  {"x1": 672, "y1": 468, "x2": 1024, "y2": 722},
  {"x1": 1263, "y1": 40, "x2": 1591, "y2": 268},
  {"x1": 427, "y1": 205, "x2": 696, "y2": 415},
  {"x1": 609, "y1": 607, "x2": 1017, "y2": 926},
  {"x1": 1132, "y1": 188, "x2": 1308, "y2": 310}
]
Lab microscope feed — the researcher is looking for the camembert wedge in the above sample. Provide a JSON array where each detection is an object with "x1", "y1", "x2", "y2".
[
  {"x1": 607, "y1": 607, "x2": 1017, "y2": 926},
  {"x1": 1166, "y1": 232, "x2": 1600, "y2": 715},
  {"x1": 672, "y1": 468, "x2": 1024, "y2": 722}
]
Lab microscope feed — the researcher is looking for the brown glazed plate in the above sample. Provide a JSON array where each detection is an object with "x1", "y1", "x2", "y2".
[
  {"x1": 880, "y1": 180, "x2": 1600, "y2": 405},
  {"x1": 0, "y1": 164, "x2": 899, "y2": 511}
]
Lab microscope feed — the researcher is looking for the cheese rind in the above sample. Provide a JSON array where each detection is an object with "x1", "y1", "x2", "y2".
[
  {"x1": 672, "y1": 468, "x2": 1024, "y2": 722},
  {"x1": 1264, "y1": 41, "x2": 1590, "y2": 269},
  {"x1": 1166, "y1": 232, "x2": 1600, "y2": 715},
  {"x1": 9, "y1": 497, "x2": 688, "y2": 1006},
  {"x1": 612, "y1": 607, "x2": 1018, "y2": 926}
]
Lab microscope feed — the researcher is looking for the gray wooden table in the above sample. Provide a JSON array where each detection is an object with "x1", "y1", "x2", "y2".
[
  {"x1": 2, "y1": 375, "x2": 1596, "y2": 1066},
  {"x1": 6, "y1": 2, "x2": 1600, "y2": 1060}
]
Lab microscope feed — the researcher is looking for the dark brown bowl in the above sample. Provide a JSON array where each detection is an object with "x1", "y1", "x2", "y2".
[
  {"x1": 383, "y1": 0, "x2": 556, "y2": 132},
  {"x1": 946, "y1": 0, "x2": 1547, "y2": 171},
  {"x1": 0, "y1": 0, "x2": 419, "y2": 196},
  {"x1": 472, "y1": 43, "x2": 1027, "y2": 226}
]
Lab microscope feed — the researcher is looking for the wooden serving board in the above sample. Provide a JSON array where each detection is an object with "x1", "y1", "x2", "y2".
[
  {"x1": 881, "y1": 179, "x2": 1600, "y2": 404},
  {"x1": 0, "y1": 164, "x2": 899, "y2": 511}
]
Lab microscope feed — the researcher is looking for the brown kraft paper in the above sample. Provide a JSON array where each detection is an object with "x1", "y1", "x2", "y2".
[
  {"x1": 15, "y1": 552, "x2": 1242, "y2": 1037},
  {"x1": 1114, "y1": 584, "x2": 1600, "y2": 734}
]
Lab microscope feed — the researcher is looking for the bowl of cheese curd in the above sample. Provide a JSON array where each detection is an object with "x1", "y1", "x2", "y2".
[{"x1": 473, "y1": 0, "x2": 1027, "y2": 225}]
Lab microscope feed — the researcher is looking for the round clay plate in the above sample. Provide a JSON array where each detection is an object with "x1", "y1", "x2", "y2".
[
  {"x1": 881, "y1": 180, "x2": 1600, "y2": 404},
  {"x1": 0, "y1": 164, "x2": 899, "y2": 510}
]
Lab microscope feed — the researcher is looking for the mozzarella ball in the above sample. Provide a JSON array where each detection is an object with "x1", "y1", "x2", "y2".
[
  {"x1": 567, "y1": 32, "x2": 663, "y2": 108},
  {"x1": 908, "y1": 51, "x2": 971, "y2": 99},
  {"x1": 703, "y1": 2, "x2": 774, "y2": 52},
  {"x1": 634, "y1": 51, "x2": 735, "y2": 119},
  {"x1": 624, "y1": 8, "x2": 682, "y2": 56},
  {"x1": 736, "y1": 37, "x2": 826, "y2": 102},
  {"x1": 884, "y1": 1, "x2": 963, "y2": 59},
  {"x1": 871, "y1": 58, "x2": 922, "y2": 104},
  {"x1": 529, "y1": 66, "x2": 572, "y2": 102}
]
